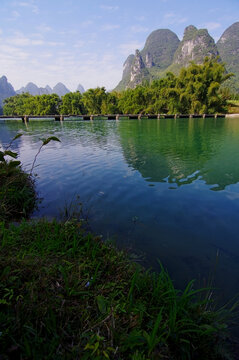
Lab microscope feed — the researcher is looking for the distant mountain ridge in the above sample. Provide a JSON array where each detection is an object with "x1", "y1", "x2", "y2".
[
  {"x1": 16, "y1": 82, "x2": 85, "y2": 96},
  {"x1": 115, "y1": 22, "x2": 239, "y2": 92},
  {"x1": 0, "y1": 80, "x2": 85, "y2": 112}
]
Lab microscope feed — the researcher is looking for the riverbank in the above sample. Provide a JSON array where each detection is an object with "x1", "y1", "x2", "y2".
[
  {"x1": 0, "y1": 219, "x2": 237, "y2": 360},
  {"x1": 0, "y1": 156, "x2": 36, "y2": 222},
  {"x1": 0, "y1": 137, "x2": 238, "y2": 359}
]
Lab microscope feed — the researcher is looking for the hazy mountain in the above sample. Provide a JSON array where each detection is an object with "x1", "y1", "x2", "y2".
[
  {"x1": 17, "y1": 82, "x2": 51, "y2": 95},
  {"x1": 0, "y1": 76, "x2": 16, "y2": 112},
  {"x1": 17, "y1": 82, "x2": 44, "y2": 96},
  {"x1": 0, "y1": 79, "x2": 86, "y2": 112},
  {"x1": 52, "y1": 82, "x2": 70, "y2": 97},
  {"x1": 16, "y1": 82, "x2": 72, "y2": 96},
  {"x1": 45, "y1": 85, "x2": 53, "y2": 94},
  {"x1": 217, "y1": 22, "x2": 239, "y2": 92},
  {"x1": 76, "y1": 84, "x2": 85, "y2": 93}
]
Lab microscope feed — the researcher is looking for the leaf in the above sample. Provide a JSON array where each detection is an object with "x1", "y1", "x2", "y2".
[
  {"x1": 103, "y1": 351, "x2": 110, "y2": 359},
  {"x1": 0, "y1": 151, "x2": 5, "y2": 162},
  {"x1": 92, "y1": 341, "x2": 99, "y2": 354},
  {"x1": 96, "y1": 295, "x2": 107, "y2": 314},
  {"x1": 13, "y1": 133, "x2": 23, "y2": 141},
  {"x1": 8, "y1": 161, "x2": 21, "y2": 168},
  {"x1": 42, "y1": 136, "x2": 61, "y2": 146},
  {"x1": 4, "y1": 150, "x2": 18, "y2": 159}
]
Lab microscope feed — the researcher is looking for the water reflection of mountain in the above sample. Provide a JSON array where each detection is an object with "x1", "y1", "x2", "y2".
[{"x1": 118, "y1": 118, "x2": 239, "y2": 190}]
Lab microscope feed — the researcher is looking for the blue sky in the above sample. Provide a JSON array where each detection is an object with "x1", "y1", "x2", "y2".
[{"x1": 0, "y1": 0, "x2": 238, "y2": 91}]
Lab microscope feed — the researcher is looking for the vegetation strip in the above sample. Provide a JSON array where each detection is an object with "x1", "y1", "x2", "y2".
[{"x1": 3, "y1": 58, "x2": 238, "y2": 117}]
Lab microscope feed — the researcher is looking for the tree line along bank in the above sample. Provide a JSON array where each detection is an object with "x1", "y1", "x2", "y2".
[{"x1": 3, "y1": 58, "x2": 239, "y2": 117}]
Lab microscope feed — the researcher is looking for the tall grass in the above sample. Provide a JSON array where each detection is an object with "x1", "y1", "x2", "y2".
[{"x1": 0, "y1": 161, "x2": 36, "y2": 221}]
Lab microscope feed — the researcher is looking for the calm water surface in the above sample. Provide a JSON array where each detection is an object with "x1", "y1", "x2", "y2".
[{"x1": 1, "y1": 117, "x2": 239, "y2": 302}]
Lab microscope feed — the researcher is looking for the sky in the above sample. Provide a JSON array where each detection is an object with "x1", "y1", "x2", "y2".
[{"x1": 0, "y1": 0, "x2": 238, "y2": 91}]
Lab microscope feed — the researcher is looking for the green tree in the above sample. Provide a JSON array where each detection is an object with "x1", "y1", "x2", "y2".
[
  {"x1": 60, "y1": 92, "x2": 85, "y2": 114},
  {"x1": 82, "y1": 87, "x2": 107, "y2": 114},
  {"x1": 3, "y1": 93, "x2": 61, "y2": 116}
]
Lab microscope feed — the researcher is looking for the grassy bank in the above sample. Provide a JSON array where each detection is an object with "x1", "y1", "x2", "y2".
[
  {"x1": 0, "y1": 161, "x2": 36, "y2": 222},
  {"x1": 0, "y1": 133, "x2": 36, "y2": 222},
  {"x1": 0, "y1": 219, "x2": 236, "y2": 360}
]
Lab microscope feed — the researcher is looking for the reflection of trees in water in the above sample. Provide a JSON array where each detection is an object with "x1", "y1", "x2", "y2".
[
  {"x1": 3, "y1": 117, "x2": 239, "y2": 190},
  {"x1": 119, "y1": 118, "x2": 239, "y2": 190},
  {"x1": 0, "y1": 122, "x2": 22, "y2": 151},
  {"x1": 3, "y1": 119, "x2": 120, "y2": 152}
]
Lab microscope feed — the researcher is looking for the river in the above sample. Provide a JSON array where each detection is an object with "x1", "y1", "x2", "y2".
[{"x1": 1, "y1": 117, "x2": 239, "y2": 303}]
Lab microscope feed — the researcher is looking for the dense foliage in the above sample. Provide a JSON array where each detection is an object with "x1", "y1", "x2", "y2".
[
  {"x1": 3, "y1": 58, "x2": 235, "y2": 116},
  {"x1": 119, "y1": 58, "x2": 234, "y2": 114}
]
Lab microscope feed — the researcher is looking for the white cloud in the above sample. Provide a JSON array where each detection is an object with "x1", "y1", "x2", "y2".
[
  {"x1": 0, "y1": 44, "x2": 29, "y2": 60},
  {"x1": 74, "y1": 40, "x2": 85, "y2": 48},
  {"x1": 131, "y1": 25, "x2": 149, "y2": 33},
  {"x1": 36, "y1": 24, "x2": 52, "y2": 33},
  {"x1": 18, "y1": 1, "x2": 39, "y2": 14},
  {"x1": 178, "y1": 17, "x2": 188, "y2": 24},
  {"x1": 81, "y1": 20, "x2": 93, "y2": 28},
  {"x1": 7, "y1": 10, "x2": 20, "y2": 20},
  {"x1": 100, "y1": 5, "x2": 119, "y2": 11},
  {"x1": 47, "y1": 41, "x2": 65, "y2": 47},
  {"x1": 6, "y1": 33, "x2": 45, "y2": 46},
  {"x1": 39, "y1": 53, "x2": 53, "y2": 59},
  {"x1": 164, "y1": 12, "x2": 175, "y2": 19},
  {"x1": 163, "y1": 12, "x2": 188, "y2": 25},
  {"x1": 31, "y1": 39, "x2": 44, "y2": 45},
  {"x1": 200, "y1": 22, "x2": 222, "y2": 30},
  {"x1": 135, "y1": 16, "x2": 146, "y2": 21},
  {"x1": 101, "y1": 24, "x2": 120, "y2": 31},
  {"x1": 119, "y1": 41, "x2": 144, "y2": 56},
  {"x1": 0, "y1": 45, "x2": 123, "y2": 91}
]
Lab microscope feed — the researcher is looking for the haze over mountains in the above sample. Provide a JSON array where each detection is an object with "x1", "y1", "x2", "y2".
[
  {"x1": 115, "y1": 22, "x2": 239, "y2": 92},
  {"x1": 0, "y1": 79, "x2": 85, "y2": 110},
  {"x1": 16, "y1": 82, "x2": 85, "y2": 97},
  {"x1": 0, "y1": 21, "x2": 238, "y2": 113}
]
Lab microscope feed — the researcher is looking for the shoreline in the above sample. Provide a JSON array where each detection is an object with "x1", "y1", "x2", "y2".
[{"x1": 1, "y1": 218, "x2": 238, "y2": 359}]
